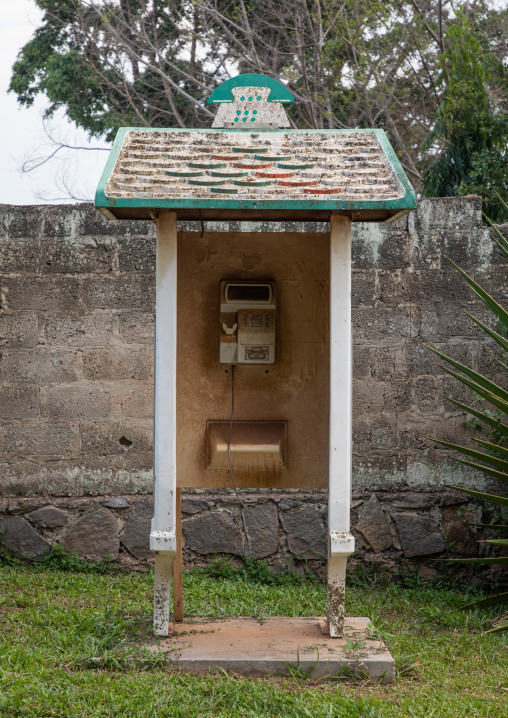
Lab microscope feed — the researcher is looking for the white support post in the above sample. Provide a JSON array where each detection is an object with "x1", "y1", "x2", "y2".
[
  {"x1": 328, "y1": 214, "x2": 355, "y2": 638},
  {"x1": 151, "y1": 212, "x2": 178, "y2": 636}
]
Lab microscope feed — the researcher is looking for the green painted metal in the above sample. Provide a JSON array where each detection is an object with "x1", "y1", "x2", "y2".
[
  {"x1": 233, "y1": 178, "x2": 272, "y2": 187},
  {"x1": 164, "y1": 169, "x2": 203, "y2": 178},
  {"x1": 232, "y1": 146, "x2": 269, "y2": 153},
  {"x1": 95, "y1": 128, "x2": 416, "y2": 214},
  {"x1": 207, "y1": 74, "x2": 294, "y2": 104},
  {"x1": 210, "y1": 186, "x2": 241, "y2": 194},
  {"x1": 277, "y1": 161, "x2": 315, "y2": 169},
  {"x1": 257, "y1": 154, "x2": 292, "y2": 161},
  {"x1": 187, "y1": 161, "x2": 227, "y2": 169},
  {"x1": 209, "y1": 169, "x2": 249, "y2": 178},
  {"x1": 187, "y1": 178, "x2": 226, "y2": 186}
]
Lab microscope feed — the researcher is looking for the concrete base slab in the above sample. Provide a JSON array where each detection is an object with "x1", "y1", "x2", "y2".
[{"x1": 148, "y1": 616, "x2": 394, "y2": 683}]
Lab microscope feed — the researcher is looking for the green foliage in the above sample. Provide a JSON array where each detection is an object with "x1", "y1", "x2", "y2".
[
  {"x1": 0, "y1": 528, "x2": 18, "y2": 567},
  {"x1": 62, "y1": 606, "x2": 166, "y2": 671},
  {"x1": 198, "y1": 556, "x2": 319, "y2": 586},
  {"x1": 35, "y1": 544, "x2": 114, "y2": 574},
  {"x1": 9, "y1": 4, "x2": 119, "y2": 140},
  {"x1": 422, "y1": 12, "x2": 508, "y2": 221},
  {"x1": 428, "y1": 198, "x2": 508, "y2": 632},
  {"x1": 281, "y1": 649, "x2": 325, "y2": 681},
  {"x1": 346, "y1": 563, "x2": 392, "y2": 588},
  {"x1": 8, "y1": 0, "x2": 508, "y2": 202},
  {"x1": 0, "y1": 565, "x2": 505, "y2": 716},
  {"x1": 9, "y1": 0, "x2": 212, "y2": 139},
  {"x1": 0, "y1": 540, "x2": 115, "y2": 572}
]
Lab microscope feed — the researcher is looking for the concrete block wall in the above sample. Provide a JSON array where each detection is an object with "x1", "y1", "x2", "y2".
[
  {"x1": 0, "y1": 198, "x2": 507, "y2": 576},
  {"x1": 0, "y1": 206, "x2": 156, "y2": 496}
]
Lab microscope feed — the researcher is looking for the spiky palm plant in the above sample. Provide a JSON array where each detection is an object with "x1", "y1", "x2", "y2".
[{"x1": 426, "y1": 197, "x2": 508, "y2": 634}]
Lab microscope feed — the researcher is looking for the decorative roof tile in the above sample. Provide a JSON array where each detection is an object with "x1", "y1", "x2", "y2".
[{"x1": 96, "y1": 128, "x2": 415, "y2": 221}]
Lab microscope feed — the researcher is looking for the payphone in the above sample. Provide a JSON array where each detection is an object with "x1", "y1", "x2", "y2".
[
  {"x1": 219, "y1": 280, "x2": 276, "y2": 365},
  {"x1": 216, "y1": 279, "x2": 281, "y2": 491}
]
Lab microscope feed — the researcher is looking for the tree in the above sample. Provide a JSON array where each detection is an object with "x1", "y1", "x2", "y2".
[
  {"x1": 422, "y1": 12, "x2": 508, "y2": 220},
  {"x1": 9, "y1": 0, "x2": 218, "y2": 140},
  {"x1": 9, "y1": 0, "x2": 508, "y2": 209}
]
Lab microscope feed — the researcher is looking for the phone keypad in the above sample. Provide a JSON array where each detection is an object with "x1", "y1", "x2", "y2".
[{"x1": 241, "y1": 313, "x2": 270, "y2": 328}]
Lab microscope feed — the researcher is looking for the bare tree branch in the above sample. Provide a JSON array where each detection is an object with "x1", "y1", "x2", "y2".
[{"x1": 20, "y1": 122, "x2": 109, "y2": 175}]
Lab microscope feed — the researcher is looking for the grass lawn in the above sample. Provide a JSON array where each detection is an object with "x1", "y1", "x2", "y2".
[{"x1": 0, "y1": 559, "x2": 507, "y2": 717}]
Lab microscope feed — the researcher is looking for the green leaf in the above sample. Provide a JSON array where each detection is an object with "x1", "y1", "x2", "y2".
[
  {"x1": 481, "y1": 539, "x2": 508, "y2": 546},
  {"x1": 445, "y1": 485, "x2": 508, "y2": 507},
  {"x1": 473, "y1": 438, "x2": 508, "y2": 459},
  {"x1": 493, "y1": 236, "x2": 508, "y2": 260},
  {"x1": 431, "y1": 438, "x2": 508, "y2": 475},
  {"x1": 460, "y1": 591, "x2": 508, "y2": 610},
  {"x1": 491, "y1": 236, "x2": 508, "y2": 262},
  {"x1": 440, "y1": 364, "x2": 508, "y2": 414},
  {"x1": 484, "y1": 620, "x2": 508, "y2": 634},
  {"x1": 443, "y1": 396, "x2": 508, "y2": 435},
  {"x1": 495, "y1": 191, "x2": 508, "y2": 213},
  {"x1": 490, "y1": 353, "x2": 508, "y2": 373},
  {"x1": 446, "y1": 258, "x2": 508, "y2": 329},
  {"x1": 444, "y1": 557, "x2": 508, "y2": 564},
  {"x1": 464, "y1": 312, "x2": 508, "y2": 353},
  {"x1": 483, "y1": 213, "x2": 508, "y2": 260},
  {"x1": 425, "y1": 345, "x2": 508, "y2": 402},
  {"x1": 474, "y1": 524, "x2": 508, "y2": 532},
  {"x1": 440, "y1": 365, "x2": 508, "y2": 415},
  {"x1": 452, "y1": 458, "x2": 508, "y2": 484},
  {"x1": 494, "y1": 190, "x2": 508, "y2": 214}
]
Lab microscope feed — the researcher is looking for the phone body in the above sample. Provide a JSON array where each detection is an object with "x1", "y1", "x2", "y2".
[{"x1": 219, "y1": 280, "x2": 277, "y2": 365}]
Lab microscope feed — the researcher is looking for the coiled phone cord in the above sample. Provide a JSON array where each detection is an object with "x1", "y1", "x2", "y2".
[{"x1": 227, "y1": 365, "x2": 246, "y2": 508}]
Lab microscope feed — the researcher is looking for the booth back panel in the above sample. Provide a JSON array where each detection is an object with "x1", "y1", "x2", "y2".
[{"x1": 176, "y1": 231, "x2": 330, "y2": 488}]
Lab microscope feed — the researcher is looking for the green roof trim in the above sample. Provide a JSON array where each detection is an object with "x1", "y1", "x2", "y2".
[{"x1": 207, "y1": 74, "x2": 294, "y2": 104}]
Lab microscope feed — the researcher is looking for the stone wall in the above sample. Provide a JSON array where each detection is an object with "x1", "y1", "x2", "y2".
[
  {"x1": 0, "y1": 490, "x2": 501, "y2": 587},
  {"x1": 0, "y1": 198, "x2": 507, "y2": 576}
]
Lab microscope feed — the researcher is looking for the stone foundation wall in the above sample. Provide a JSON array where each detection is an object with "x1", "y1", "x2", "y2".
[{"x1": 0, "y1": 491, "x2": 503, "y2": 588}]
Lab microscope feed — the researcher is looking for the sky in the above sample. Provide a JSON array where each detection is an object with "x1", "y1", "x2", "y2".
[{"x1": 0, "y1": 0, "x2": 110, "y2": 205}]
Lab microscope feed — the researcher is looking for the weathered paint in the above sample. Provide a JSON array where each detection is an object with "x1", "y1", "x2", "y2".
[
  {"x1": 92, "y1": 104, "x2": 412, "y2": 639},
  {"x1": 150, "y1": 212, "x2": 178, "y2": 636},
  {"x1": 95, "y1": 128, "x2": 415, "y2": 219},
  {"x1": 327, "y1": 532, "x2": 355, "y2": 637},
  {"x1": 327, "y1": 216, "x2": 355, "y2": 637},
  {"x1": 212, "y1": 87, "x2": 291, "y2": 129},
  {"x1": 153, "y1": 552, "x2": 175, "y2": 635}
]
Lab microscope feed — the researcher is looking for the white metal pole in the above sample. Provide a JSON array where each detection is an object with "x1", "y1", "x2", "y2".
[
  {"x1": 151, "y1": 211, "x2": 178, "y2": 636},
  {"x1": 328, "y1": 214, "x2": 355, "y2": 638}
]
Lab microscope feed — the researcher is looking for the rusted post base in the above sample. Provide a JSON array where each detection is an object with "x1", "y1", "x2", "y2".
[
  {"x1": 153, "y1": 551, "x2": 176, "y2": 636},
  {"x1": 327, "y1": 532, "x2": 355, "y2": 637}
]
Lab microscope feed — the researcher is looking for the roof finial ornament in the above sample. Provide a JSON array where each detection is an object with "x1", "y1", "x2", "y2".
[{"x1": 208, "y1": 73, "x2": 294, "y2": 129}]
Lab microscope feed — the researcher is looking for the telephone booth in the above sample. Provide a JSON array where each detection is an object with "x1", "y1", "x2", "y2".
[{"x1": 96, "y1": 74, "x2": 415, "y2": 648}]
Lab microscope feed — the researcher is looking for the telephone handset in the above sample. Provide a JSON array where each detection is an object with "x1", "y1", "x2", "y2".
[{"x1": 219, "y1": 280, "x2": 276, "y2": 364}]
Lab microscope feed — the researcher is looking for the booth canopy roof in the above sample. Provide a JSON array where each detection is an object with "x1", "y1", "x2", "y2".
[{"x1": 95, "y1": 128, "x2": 415, "y2": 222}]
